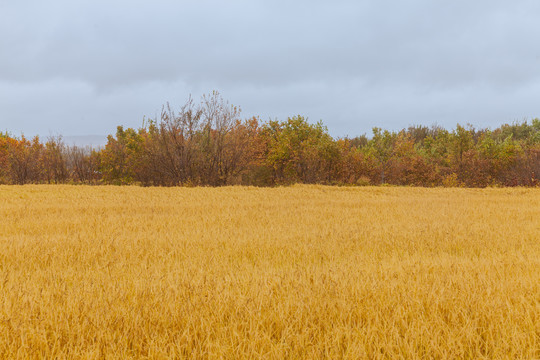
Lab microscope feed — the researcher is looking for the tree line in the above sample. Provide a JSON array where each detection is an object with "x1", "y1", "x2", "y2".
[{"x1": 1, "y1": 92, "x2": 539, "y2": 187}]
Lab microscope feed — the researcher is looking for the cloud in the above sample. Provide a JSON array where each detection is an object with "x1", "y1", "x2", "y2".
[{"x1": 1, "y1": 0, "x2": 539, "y2": 137}]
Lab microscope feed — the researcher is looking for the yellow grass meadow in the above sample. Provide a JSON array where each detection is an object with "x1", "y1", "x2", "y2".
[{"x1": 0, "y1": 185, "x2": 539, "y2": 359}]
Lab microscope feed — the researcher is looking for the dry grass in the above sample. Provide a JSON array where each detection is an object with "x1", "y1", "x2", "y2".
[{"x1": 0, "y1": 185, "x2": 539, "y2": 359}]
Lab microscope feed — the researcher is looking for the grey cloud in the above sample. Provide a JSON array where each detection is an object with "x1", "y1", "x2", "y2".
[{"x1": 1, "y1": 0, "x2": 539, "y2": 137}]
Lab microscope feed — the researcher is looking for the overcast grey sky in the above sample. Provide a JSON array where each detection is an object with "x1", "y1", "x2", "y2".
[{"x1": 1, "y1": 0, "x2": 539, "y2": 139}]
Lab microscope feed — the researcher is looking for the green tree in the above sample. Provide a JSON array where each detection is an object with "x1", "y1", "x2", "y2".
[
  {"x1": 263, "y1": 116, "x2": 338, "y2": 184},
  {"x1": 368, "y1": 128, "x2": 398, "y2": 184}
]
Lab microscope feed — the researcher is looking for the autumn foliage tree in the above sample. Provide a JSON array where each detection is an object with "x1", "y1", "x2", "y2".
[
  {"x1": 0, "y1": 93, "x2": 538, "y2": 187},
  {"x1": 261, "y1": 116, "x2": 339, "y2": 184}
]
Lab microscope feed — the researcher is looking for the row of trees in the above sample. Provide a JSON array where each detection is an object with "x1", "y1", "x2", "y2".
[{"x1": 1, "y1": 92, "x2": 539, "y2": 187}]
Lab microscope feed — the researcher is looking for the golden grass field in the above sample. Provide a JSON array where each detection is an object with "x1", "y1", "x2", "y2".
[{"x1": 0, "y1": 185, "x2": 539, "y2": 359}]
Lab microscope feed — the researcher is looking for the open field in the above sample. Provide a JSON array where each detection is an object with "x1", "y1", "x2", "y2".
[{"x1": 0, "y1": 185, "x2": 539, "y2": 359}]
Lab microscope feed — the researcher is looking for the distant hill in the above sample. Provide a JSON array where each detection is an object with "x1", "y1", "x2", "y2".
[{"x1": 62, "y1": 135, "x2": 108, "y2": 148}]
